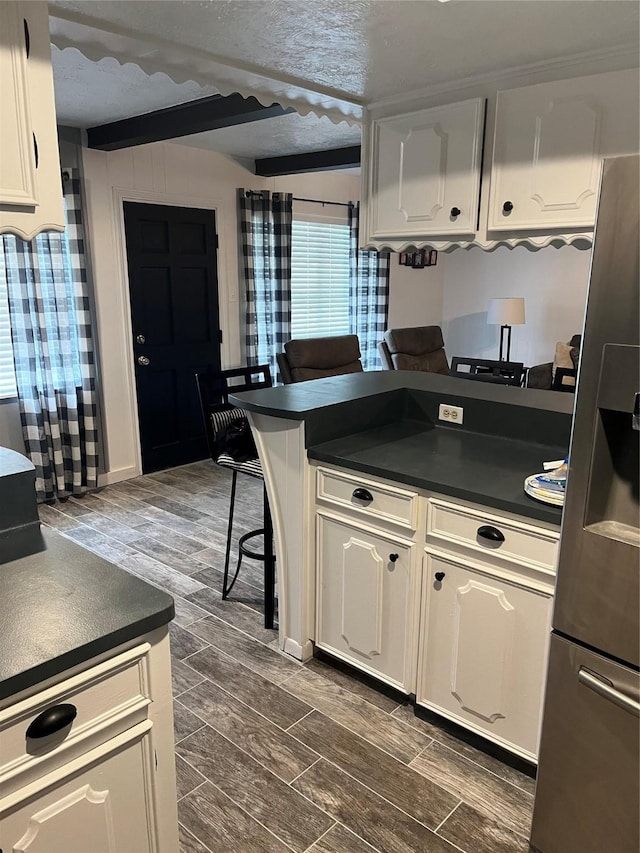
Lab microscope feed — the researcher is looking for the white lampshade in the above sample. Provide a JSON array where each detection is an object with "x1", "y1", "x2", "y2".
[{"x1": 487, "y1": 297, "x2": 526, "y2": 326}]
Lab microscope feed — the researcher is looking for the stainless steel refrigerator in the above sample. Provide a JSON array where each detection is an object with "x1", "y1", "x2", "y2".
[{"x1": 530, "y1": 155, "x2": 640, "y2": 853}]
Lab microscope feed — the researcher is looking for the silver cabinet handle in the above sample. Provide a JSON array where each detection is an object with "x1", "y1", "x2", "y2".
[
  {"x1": 136, "y1": 334, "x2": 146, "y2": 344},
  {"x1": 137, "y1": 356, "x2": 150, "y2": 366},
  {"x1": 578, "y1": 667, "x2": 640, "y2": 718}
]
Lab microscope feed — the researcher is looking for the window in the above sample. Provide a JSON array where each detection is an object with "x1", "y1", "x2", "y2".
[
  {"x1": 0, "y1": 203, "x2": 82, "y2": 399},
  {"x1": 291, "y1": 219, "x2": 350, "y2": 338},
  {"x1": 0, "y1": 262, "x2": 16, "y2": 398}
]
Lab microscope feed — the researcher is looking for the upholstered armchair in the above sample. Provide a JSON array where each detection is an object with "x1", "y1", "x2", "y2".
[
  {"x1": 277, "y1": 334, "x2": 364, "y2": 384},
  {"x1": 378, "y1": 326, "x2": 450, "y2": 375},
  {"x1": 527, "y1": 335, "x2": 582, "y2": 391}
]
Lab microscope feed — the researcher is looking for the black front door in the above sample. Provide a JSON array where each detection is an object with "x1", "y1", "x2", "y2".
[{"x1": 123, "y1": 202, "x2": 221, "y2": 472}]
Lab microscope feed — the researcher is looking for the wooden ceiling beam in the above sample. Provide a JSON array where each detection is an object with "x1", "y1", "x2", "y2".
[
  {"x1": 87, "y1": 93, "x2": 295, "y2": 151},
  {"x1": 255, "y1": 145, "x2": 361, "y2": 176}
]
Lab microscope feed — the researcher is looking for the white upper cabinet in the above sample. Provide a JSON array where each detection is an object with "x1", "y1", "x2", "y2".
[
  {"x1": 366, "y1": 98, "x2": 485, "y2": 241},
  {"x1": 0, "y1": 1, "x2": 64, "y2": 239},
  {"x1": 0, "y1": 3, "x2": 37, "y2": 209},
  {"x1": 488, "y1": 68, "x2": 640, "y2": 232}
]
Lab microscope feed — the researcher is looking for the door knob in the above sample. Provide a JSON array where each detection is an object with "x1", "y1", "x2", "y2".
[
  {"x1": 502, "y1": 200, "x2": 514, "y2": 213},
  {"x1": 450, "y1": 206, "x2": 461, "y2": 217},
  {"x1": 136, "y1": 334, "x2": 146, "y2": 344},
  {"x1": 137, "y1": 356, "x2": 150, "y2": 366},
  {"x1": 434, "y1": 571, "x2": 446, "y2": 582},
  {"x1": 389, "y1": 553, "x2": 399, "y2": 563}
]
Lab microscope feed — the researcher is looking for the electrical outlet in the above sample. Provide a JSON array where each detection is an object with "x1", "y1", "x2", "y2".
[{"x1": 438, "y1": 403, "x2": 464, "y2": 425}]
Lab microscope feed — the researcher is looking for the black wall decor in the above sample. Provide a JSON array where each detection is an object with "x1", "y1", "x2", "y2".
[{"x1": 398, "y1": 249, "x2": 438, "y2": 268}]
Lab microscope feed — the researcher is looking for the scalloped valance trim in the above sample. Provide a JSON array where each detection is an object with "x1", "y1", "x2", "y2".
[
  {"x1": 363, "y1": 233, "x2": 594, "y2": 253},
  {"x1": 49, "y1": 14, "x2": 362, "y2": 128}
]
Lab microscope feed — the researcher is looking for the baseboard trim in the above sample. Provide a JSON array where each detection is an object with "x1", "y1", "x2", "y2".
[
  {"x1": 98, "y1": 466, "x2": 140, "y2": 486},
  {"x1": 283, "y1": 637, "x2": 314, "y2": 662}
]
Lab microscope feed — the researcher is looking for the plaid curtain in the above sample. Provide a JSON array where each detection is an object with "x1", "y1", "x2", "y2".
[
  {"x1": 238, "y1": 188, "x2": 292, "y2": 383},
  {"x1": 349, "y1": 203, "x2": 390, "y2": 370},
  {"x1": 1, "y1": 169, "x2": 99, "y2": 501}
]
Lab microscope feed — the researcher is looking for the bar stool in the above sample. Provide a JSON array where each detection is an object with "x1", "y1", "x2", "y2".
[{"x1": 195, "y1": 365, "x2": 275, "y2": 629}]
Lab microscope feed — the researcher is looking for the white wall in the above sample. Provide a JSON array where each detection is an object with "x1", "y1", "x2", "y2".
[
  {"x1": 441, "y1": 245, "x2": 591, "y2": 367},
  {"x1": 387, "y1": 258, "x2": 444, "y2": 330}
]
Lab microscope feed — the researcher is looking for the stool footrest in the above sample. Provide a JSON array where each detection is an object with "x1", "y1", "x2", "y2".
[{"x1": 238, "y1": 528, "x2": 266, "y2": 562}]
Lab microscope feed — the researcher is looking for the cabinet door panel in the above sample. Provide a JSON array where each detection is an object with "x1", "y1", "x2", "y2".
[
  {"x1": 0, "y1": 724, "x2": 154, "y2": 853},
  {"x1": 0, "y1": 2, "x2": 37, "y2": 207},
  {"x1": 369, "y1": 98, "x2": 485, "y2": 239},
  {"x1": 451, "y1": 580, "x2": 514, "y2": 722},
  {"x1": 418, "y1": 553, "x2": 552, "y2": 760},
  {"x1": 340, "y1": 537, "x2": 384, "y2": 658},
  {"x1": 489, "y1": 68, "x2": 639, "y2": 231},
  {"x1": 0, "y1": 1, "x2": 64, "y2": 238},
  {"x1": 316, "y1": 514, "x2": 415, "y2": 691}
]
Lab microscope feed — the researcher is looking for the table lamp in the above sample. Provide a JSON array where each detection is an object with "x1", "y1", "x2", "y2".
[{"x1": 487, "y1": 297, "x2": 525, "y2": 361}]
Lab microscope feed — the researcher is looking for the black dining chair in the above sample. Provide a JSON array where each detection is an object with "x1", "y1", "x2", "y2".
[{"x1": 195, "y1": 365, "x2": 275, "y2": 628}]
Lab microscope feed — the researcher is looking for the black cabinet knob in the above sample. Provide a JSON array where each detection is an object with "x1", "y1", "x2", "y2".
[
  {"x1": 389, "y1": 553, "x2": 399, "y2": 563},
  {"x1": 352, "y1": 487, "x2": 373, "y2": 505},
  {"x1": 26, "y1": 703, "x2": 77, "y2": 739},
  {"x1": 434, "y1": 571, "x2": 446, "y2": 582},
  {"x1": 502, "y1": 200, "x2": 514, "y2": 213},
  {"x1": 450, "y1": 207, "x2": 461, "y2": 217},
  {"x1": 477, "y1": 525, "x2": 505, "y2": 543}
]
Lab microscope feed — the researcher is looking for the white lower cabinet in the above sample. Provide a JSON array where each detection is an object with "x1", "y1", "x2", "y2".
[
  {"x1": 316, "y1": 511, "x2": 418, "y2": 693},
  {"x1": 1, "y1": 723, "x2": 154, "y2": 853},
  {"x1": 417, "y1": 552, "x2": 553, "y2": 760},
  {"x1": 0, "y1": 627, "x2": 178, "y2": 853},
  {"x1": 313, "y1": 465, "x2": 557, "y2": 760}
]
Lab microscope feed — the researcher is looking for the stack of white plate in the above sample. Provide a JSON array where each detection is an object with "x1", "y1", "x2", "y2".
[{"x1": 524, "y1": 460, "x2": 567, "y2": 506}]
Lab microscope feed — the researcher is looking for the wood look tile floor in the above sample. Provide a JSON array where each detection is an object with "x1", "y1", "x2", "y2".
[{"x1": 40, "y1": 460, "x2": 534, "y2": 853}]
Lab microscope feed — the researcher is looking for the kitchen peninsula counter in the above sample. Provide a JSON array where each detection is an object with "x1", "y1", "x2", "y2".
[{"x1": 231, "y1": 371, "x2": 573, "y2": 664}]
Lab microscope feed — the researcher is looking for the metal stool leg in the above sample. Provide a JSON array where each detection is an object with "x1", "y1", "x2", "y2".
[
  {"x1": 263, "y1": 484, "x2": 275, "y2": 630},
  {"x1": 222, "y1": 469, "x2": 238, "y2": 599}
]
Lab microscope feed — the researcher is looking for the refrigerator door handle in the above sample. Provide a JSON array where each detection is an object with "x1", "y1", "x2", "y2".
[{"x1": 578, "y1": 667, "x2": 640, "y2": 717}]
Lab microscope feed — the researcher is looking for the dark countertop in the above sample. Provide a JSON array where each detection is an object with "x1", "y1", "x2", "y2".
[
  {"x1": 231, "y1": 370, "x2": 574, "y2": 421},
  {"x1": 0, "y1": 527, "x2": 174, "y2": 701},
  {"x1": 309, "y1": 420, "x2": 565, "y2": 525},
  {"x1": 232, "y1": 371, "x2": 573, "y2": 527}
]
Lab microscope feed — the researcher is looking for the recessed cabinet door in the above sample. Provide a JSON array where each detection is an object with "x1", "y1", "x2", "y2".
[
  {"x1": 417, "y1": 553, "x2": 552, "y2": 760},
  {"x1": 368, "y1": 98, "x2": 485, "y2": 239},
  {"x1": 0, "y1": 1, "x2": 64, "y2": 239},
  {"x1": 488, "y1": 68, "x2": 640, "y2": 232},
  {"x1": 0, "y1": 2, "x2": 37, "y2": 208},
  {"x1": 316, "y1": 513, "x2": 416, "y2": 692},
  {"x1": 0, "y1": 723, "x2": 155, "y2": 853}
]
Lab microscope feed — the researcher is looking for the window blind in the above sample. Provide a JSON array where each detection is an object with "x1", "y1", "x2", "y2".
[
  {"x1": 291, "y1": 219, "x2": 350, "y2": 339},
  {"x1": 0, "y1": 272, "x2": 16, "y2": 399}
]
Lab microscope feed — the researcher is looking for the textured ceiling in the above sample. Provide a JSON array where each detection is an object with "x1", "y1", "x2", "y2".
[
  {"x1": 171, "y1": 112, "x2": 361, "y2": 159},
  {"x1": 50, "y1": 0, "x2": 640, "y2": 102},
  {"x1": 49, "y1": 0, "x2": 639, "y2": 161},
  {"x1": 52, "y1": 46, "x2": 220, "y2": 127}
]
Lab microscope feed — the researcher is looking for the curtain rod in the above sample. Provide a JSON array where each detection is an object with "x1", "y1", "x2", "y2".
[
  {"x1": 243, "y1": 190, "x2": 353, "y2": 208},
  {"x1": 293, "y1": 197, "x2": 353, "y2": 208}
]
